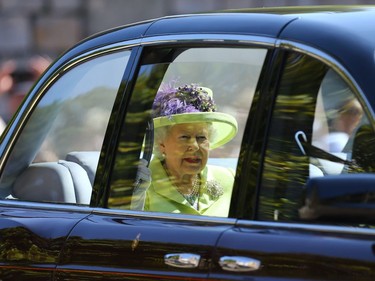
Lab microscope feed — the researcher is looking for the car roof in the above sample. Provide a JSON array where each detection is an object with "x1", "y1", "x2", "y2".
[
  {"x1": 52, "y1": 6, "x2": 375, "y2": 106},
  {"x1": 276, "y1": 7, "x2": 375, "y2": 106},
  {"x1": 61, "y1": 6, "x2": 375, "y2": 64}
]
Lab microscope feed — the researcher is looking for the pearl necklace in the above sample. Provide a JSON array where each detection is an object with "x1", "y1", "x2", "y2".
[
  {"x1": 163, "y1": 163, "x2": 201, "y2": 209},
  {"x1": 176, "y1": 175, "x2": 200, "y2": 208}
]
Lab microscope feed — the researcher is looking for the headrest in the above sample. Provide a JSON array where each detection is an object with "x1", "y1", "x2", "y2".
[
  {"x1": 65, "y1": 151, "x2": 100, "y2": 185},
  {"x1": 13, "y1": 162, "x2": 76, "y2": 203}
]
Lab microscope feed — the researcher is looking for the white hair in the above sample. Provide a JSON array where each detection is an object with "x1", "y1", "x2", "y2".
[{"x1": 153, "y1": 123, "x2": 216, "y2": 159}]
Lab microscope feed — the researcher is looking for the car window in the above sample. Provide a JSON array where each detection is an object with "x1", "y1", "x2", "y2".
[
  {"x1": 259, "y1": 51, "x2": 375, "y2": 225},
  {"x1": 0, "y1": 50, "x2": 130, "y2": 204},
  {"x1": 109, "y1": 46, "x2": 268, "y2": 217}
]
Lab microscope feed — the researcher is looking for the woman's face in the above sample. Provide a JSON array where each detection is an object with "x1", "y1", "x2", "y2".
[{"x1": 159, "y1": 123, "x2": 210, "y2": 179}]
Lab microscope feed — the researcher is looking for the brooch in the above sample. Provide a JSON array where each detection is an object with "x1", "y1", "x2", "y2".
[{"x1": 206, "y1": 180, "x2": 224, "y2": 200}]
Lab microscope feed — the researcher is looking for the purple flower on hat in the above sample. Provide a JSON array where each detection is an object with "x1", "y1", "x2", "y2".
[{"x1": 152, "y1": 82, "x2": 217, "y2": 118}]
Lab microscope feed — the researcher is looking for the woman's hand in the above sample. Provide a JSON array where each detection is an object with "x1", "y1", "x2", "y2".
[{"x1": 130, "y1": 159, "x2": 151, "y2": 210}]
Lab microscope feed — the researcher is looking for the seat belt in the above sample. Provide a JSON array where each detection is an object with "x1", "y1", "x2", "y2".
[
  {"x1": 295, "y1": 131, "x2": 358, "y2": 169},
  {"x1": 143, "y1": 120, "x2": 154, "y2": 166}
]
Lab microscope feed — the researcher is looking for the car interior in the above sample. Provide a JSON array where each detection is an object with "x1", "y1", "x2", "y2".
[{"x1": 12, "y1": 151, "x2": 99, "y2": 204}]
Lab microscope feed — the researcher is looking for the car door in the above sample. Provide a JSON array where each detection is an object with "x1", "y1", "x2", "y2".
[
  {"x1": 0, "y1": 47, "x2": 131, "y2": 279},
  {"x1": 0, "y1": 206, "x2": 91, "y2": 280},
  {"x1": 212, "y1": 46, "x2": 375, "y2": 280},
  {"x1": 57, "y1": 42, "x2": 272, "y2": 279}
]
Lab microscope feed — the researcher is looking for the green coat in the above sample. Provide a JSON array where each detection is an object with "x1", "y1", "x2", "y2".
[{"x1": 144, "y1": 158, "x2": 234, "y2": 217}]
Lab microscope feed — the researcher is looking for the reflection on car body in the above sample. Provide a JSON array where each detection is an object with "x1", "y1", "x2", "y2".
[{"x1": 0, "y1": 5, "x2": 375, "y2": 281}]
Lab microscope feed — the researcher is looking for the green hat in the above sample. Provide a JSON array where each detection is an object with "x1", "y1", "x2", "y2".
[{"x1": 152, "y1": 83, "x2": 238, "y2": 149}]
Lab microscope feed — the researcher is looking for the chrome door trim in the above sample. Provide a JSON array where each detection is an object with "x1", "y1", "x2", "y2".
[
  {"x1": 219, "y1": 256, "x2": 261, "y2": 272},
  {"x1": 92, "y1": 207, "x2": 238, "y2": 225},
  {"x1": 140, "y1": 34, "x2": 275, "y2": 47},
  {"x1": 236, "y1": 219, "x2": 375, "y2": 236},
  {"x1": 164, "y1": 253, "x2": 201, "y2": 268},
  {"x1": 0, "y1": 199, "x2": 94, "y2": 213}
]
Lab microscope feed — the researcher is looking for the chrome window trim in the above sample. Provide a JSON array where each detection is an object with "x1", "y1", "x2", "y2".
[
  {"x1": 0, "y1": 34, "x2": 274, "y2": 170},
  {"x1": 0, "y1": 46, "x2": 134, "y2": 169},
  {"x1": 71, "y1": 34, "x2": 275, "y2": 62},
  {"x1": 91, "y1": 206, "x2": 374, "y2": 236},
  {"x1": 92, "y1": 208, "x2": 238, "y2": 225},
  {"x1": 0, "y1": 31, "x2": 372, "y2": 235},
  {"x1": 139, "y1": 34, "x2": 275, "y2": 47},
  {"x1": 0, "y1": 34, "x2": 275, "y2": 206},
  {"x1": 1, "y1": 198, "x2": 372, "y2": 236},
  {"x1": 278, "y1": 39, "x2": 375, "y2": 123},
  {"x1": 237, "y1": 219, "x2": 375, "y2": 236},
  {"x1": 67, "y1": 40, "x2": 141, "y2": 69},
  {"x1": 72, "y1": 34, "x2": 274, "y2": 59},
  {"x1": 0, "y1": 199, "x2": 94, "y2": 213}
]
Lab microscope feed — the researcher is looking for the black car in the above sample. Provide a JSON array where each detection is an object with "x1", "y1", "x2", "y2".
[{"x1": 0, "y1": 6, "x2": 375, "y2": 280}]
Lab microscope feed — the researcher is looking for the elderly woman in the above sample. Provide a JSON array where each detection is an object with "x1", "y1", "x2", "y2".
[{"x1": 141, "y1": 83, "x2": 238, "y2": 216}]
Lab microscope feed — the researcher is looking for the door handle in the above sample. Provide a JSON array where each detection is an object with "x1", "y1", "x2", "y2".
[
  {"x1": 219, "y1": 256, "x2": 261, "y2": 272},
  {"x1": 164, "y1": 253, "x2": 200, "y2": 268}
]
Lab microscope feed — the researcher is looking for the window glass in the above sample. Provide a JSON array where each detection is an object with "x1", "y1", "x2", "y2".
[
  {"x1": 0, "y1": 50, "x2": 130, "y2": 204},
  {"x1": 259, "y1": 52, "x2": 374, "y2": 224},
  {"x1": 109, "y1": 47, "x2": 267, "y2": 217}
]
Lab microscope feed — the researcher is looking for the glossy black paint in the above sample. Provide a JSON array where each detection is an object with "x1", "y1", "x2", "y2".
[
  {"x1": 213, "y1": 223, "x2": 375, "y2": 280},
  {"x1": 0, "y1": 203, "x2": 89, "y2": 279},
  {"x1": 0, "y1": 6, "x2": 375, "y2": 281},
  {"x1": 279, "y1": 9, "x2": 375, "y2": 107},
  {"x1": 144, "y1": 13, "x2": 296, "y2": 37},
  {"x1": 57, "y1": 212, "x2": 234, "y2": 280}
]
